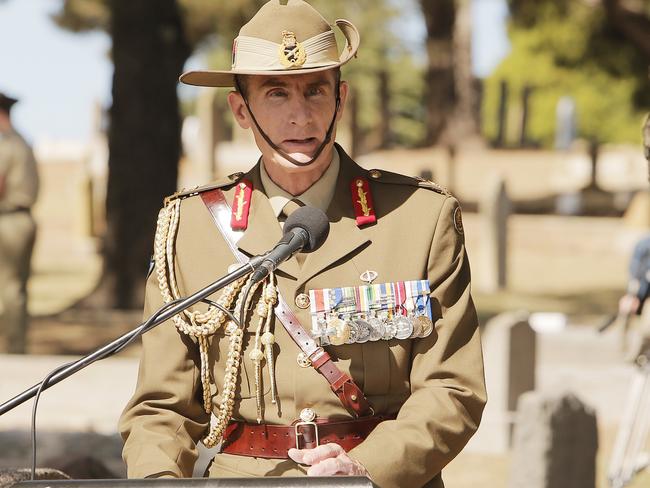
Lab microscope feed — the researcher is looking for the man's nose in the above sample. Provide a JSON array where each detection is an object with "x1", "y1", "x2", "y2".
[{"x1": 289, "y1": 95, "x2": 312, "y2": 126}]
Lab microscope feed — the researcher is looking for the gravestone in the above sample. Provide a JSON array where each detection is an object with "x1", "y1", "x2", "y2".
[
  {"x1": 480, "y1": 174, "x2": 511, "y2": 291},
  {"x1": 509, "y1": 391, "x2": 597, "y2": 488},
  {"x1": 467, "y1": 311, "x2": 536, "y2": 452}
]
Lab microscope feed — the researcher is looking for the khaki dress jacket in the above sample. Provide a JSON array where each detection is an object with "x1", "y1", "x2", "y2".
[{"x1": 119, "y1": 146, "x2": 487, "y2": 488}]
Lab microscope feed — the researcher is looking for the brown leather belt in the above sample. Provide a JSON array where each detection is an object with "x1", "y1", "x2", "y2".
[{"x1": 221, "y1": 415, "x2": 394, "y2": 459}]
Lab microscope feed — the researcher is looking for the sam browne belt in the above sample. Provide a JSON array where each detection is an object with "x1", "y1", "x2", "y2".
[
  {"x1": 200, "y1": 188, "x2": 373, "y2": 418},
  {"x1": 221, "y1": 414, "x2": 395, "y2": 459}
]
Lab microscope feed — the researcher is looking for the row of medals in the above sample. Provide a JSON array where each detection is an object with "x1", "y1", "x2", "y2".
[{"x1": 313, "y1": 310, "x2": 434, "y2": 346}]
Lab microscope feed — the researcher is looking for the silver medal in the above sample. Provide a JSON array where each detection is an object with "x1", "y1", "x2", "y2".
[
  {"x1": 394, "y1": 315, "x2": 413, "y2": 340},
  {"x1": 368, "y1": 316, "x2": 385, "y2": 342},
  {"x1": 353, "y1": 319, "x2": 371, "y2": 343},
  {"x1": 346, "y1": 319, "x2": 360, "y2": 344},
  {"x1": 382, "y1": 318, "x2": 397, "y2": 340}
]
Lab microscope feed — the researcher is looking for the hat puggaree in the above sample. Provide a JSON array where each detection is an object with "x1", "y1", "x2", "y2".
[{"x1": 180, "y1": 0, "x2": 360, "y2": 88}]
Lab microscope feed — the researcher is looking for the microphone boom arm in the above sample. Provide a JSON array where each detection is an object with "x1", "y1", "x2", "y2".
[{"x1": 0, "y1": 260, "x2": 258, "y2": 416}]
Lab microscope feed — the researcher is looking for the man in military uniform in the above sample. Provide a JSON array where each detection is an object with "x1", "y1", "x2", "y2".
[
  {"x1": 119, "y1": 1, "x2": 486, "y2": 486},
  {"x1": 0, "y1": 92, "x2": 39, "y2": 354}
]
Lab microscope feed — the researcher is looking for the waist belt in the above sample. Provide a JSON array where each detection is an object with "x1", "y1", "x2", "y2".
[{"x1": 221, "y1": 415, "x2": 395, "y2": 459}]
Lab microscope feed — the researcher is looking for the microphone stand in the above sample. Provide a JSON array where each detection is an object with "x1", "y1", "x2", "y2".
[{"x1": 0, "y1": 260, "x2": 259, "y2": 416}]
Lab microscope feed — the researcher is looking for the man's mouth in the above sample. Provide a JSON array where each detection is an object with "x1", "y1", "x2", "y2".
[{"x1": 281, "y1": 137, "x2": 319, "y2": 151}]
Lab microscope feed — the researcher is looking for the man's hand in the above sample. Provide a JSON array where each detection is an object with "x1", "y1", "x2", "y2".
[
  {"x1": 619, "y1": 294, "x2": 640, "y2": 315},
  {"x1": 288, "y1": 443, "x2": 370, "y2": 477}
]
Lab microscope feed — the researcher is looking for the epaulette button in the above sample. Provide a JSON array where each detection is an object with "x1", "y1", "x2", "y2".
[{"x1": 369, "y1": 169, "x2": 382, "y2": 179}]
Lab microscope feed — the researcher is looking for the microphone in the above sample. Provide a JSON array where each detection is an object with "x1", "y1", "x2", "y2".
[{"x1": 250, "y1": 206, "x2": 329, "y2": 283}]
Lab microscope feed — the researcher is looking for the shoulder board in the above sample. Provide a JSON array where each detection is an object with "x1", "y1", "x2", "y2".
[
  {"x1": 366, "y1": 168, "x2": 451, "y2": 197},
  {"x1": 163, "y1": 172, "x2": 245, "y2": 205}
]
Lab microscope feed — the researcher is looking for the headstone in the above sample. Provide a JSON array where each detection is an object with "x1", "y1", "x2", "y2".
[
  {"x1": 467, "y1": 311, "x2": 536, "y2": 452},
  {"x1": 480, "y1": 174, "x2": 510, "y2": 291},
  {"x1": 509, "y1": 391, "x2": 597, "y2": 488},
  {"x1": 555, "y1": 96, "x2": 577, "y2": 150}
]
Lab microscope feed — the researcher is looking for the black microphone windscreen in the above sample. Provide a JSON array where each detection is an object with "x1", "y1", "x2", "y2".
[{"x1": 284, "y1": 206, "x2": 330, "y2": 253}]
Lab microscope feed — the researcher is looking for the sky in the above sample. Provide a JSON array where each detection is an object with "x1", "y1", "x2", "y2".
[{"x1": 0, "y1": 0, "x2": 510, "y2": 145}]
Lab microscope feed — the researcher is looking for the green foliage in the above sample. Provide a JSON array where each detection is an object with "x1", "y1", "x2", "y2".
[
  {"x1": 51, "y1": 0, "x2": 108, "y2": 32},
  {"x1": 483, "y1": 1, "x2": 649, "y2": 147}
]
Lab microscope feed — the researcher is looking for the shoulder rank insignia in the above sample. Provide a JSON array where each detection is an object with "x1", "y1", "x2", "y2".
[
  {"x1": 350, "y1": 177, "x2": 377, "y2": 227},
  {"x1": 231, "y1": 179, "x2": 253, "y2": 230}
]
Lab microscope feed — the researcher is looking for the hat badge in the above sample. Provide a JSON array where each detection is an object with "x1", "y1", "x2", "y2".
[{"x1": 279, "y1": 30, "x2": 306, "y2": 67}]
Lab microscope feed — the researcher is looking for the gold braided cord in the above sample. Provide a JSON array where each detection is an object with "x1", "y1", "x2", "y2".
[
  {"x1": 155, "y1": 198, "x2": 243, "y2": 338},
  {"x1": 153, "y1": 196, "x2": 279, "y2": 447},
  {"x1": 261, "y1": 274, "x2": 278, "y2": 405},
  {"x1": 202, "y1": 276, "x2": 263, "y2": 447}
]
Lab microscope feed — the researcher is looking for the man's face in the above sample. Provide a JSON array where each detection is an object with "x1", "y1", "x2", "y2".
[{"x1": 228, "y1": 70, "x2": 348, "y2": 173}]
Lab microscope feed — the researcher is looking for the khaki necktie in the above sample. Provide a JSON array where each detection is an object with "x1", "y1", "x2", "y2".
[{"x1": 281, "y1": 199, "x2": 306, "y2": 266}]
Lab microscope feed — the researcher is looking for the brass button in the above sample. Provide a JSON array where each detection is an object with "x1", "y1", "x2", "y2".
[
  {"x1": 369, "y1": 169, "x2": 382, "y2": 179},
  {"x1": 295, "y1": 293, "x2": 310, "y2": 309}
]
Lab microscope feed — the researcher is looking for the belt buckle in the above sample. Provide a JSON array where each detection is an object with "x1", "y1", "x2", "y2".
[{"x1": 294, "y1": 408, "x2": 319, "y2": 450}]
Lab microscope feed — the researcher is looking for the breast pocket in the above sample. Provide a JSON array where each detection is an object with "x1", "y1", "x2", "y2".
[{"x1": 327, "y1": 340, "x2": 410, "y2": 398}]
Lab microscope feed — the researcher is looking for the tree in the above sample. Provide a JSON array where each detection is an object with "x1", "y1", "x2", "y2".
[
  {"x1": 482, "y1": 0, "x2": 650, "y2": 148},
  {"x1": 54, "y1": 0, "x2": 267, "y2": 308},
  {"x1": 55, "y1": 0, "x2": 191, "y2": 308},
  {"x1": 419, "y1": 0, "x2": 456, "y2": 145}
]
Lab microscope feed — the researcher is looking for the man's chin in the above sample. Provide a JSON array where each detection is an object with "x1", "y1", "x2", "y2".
[{"x1": 275, "y1": 150, "x2": 318, "y2": 167}]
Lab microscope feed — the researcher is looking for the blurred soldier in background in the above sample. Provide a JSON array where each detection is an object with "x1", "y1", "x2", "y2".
[
  {"x1": 0, "y1": 92, "x2": 39, "y2": 354},
  {"x1": 616, "y1": 114, "x2": 650, "y2": 358}
]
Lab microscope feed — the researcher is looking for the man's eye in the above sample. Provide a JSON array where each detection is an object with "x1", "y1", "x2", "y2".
[
  {"x1": 307, "y1": 88, "x2": 323, "y2": 96},
  {"x1": 269, "y1": 90, "x2": 287, "y2": 98}
]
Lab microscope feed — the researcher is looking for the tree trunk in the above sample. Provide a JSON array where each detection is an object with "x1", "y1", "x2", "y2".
[
  {"x1": 421, "y1": 0, "x2": 456, "y2": 145},
  {"x1": 88, "y1": 0, "x2": 189, "y2": 309},
  {"x1": 378, "y1": 69, "x2": 391, "y2": 149},
  {"x1": 602, "y1": 0, "x2": 650, "y2": 61},
  {"x1": 446, "y1": 0, "x2": 480, "y2": 143}
]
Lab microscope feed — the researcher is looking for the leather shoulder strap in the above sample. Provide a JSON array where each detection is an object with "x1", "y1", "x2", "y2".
[{"x1": 200, "y1": 188, "x2": 373, "y2": 418}]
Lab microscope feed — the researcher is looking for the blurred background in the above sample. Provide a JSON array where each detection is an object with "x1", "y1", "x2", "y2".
[{"x1": 0, "y1": 0, "x2": 649, "y2": 487}]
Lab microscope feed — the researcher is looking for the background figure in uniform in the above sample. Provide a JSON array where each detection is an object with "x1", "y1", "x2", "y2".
[
  {"x1": 0, "y1": 92, "x2": 39, "y2": 354},
  {"x1": 618, "y1": 234, "x2": 650, "y2": 353},
  {"x1": 617, "y1": 114, "x2": 650, "y2": 357},
  {"x1": 120, "y1": 2, "x2": 486, "y2": 486}
]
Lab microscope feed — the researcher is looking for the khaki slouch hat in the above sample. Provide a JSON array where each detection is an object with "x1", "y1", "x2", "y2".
[{"x1": 180, "y1": 0, "x2": 360, "y2": 87}]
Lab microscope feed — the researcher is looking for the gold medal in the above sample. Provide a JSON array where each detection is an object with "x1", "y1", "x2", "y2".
[
  {"x1": 328, "y1": 317, "x2": 350, "y2": 345},
  {"x1": 416, "y1": 316, "x2": 434, "y2": 338}
]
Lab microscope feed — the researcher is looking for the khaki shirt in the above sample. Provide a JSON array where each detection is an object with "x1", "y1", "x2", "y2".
[
  {"x1": 0, "y1": 129, "x2": 39, "y2": 211},
  {"x1": 119, "y1": 145, "x2": 486, "y2": 488}
]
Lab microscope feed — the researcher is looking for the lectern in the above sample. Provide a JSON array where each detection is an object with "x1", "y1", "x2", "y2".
[{"x1": 15, "y1": 477, "x2": 377, "y2": 488}]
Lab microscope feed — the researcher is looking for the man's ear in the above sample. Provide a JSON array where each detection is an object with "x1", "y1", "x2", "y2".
[
  {"x1": 227, "y1": 91, "x2": 252, "y2": 130},
  {"x1": 335, "y1": 80, "x2": 349, "y2": 122}
]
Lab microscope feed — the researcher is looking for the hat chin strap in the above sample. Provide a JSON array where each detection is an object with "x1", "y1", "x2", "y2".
[{"x1": 235, "y1": 77, "x2": 341, "y2": 167}]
